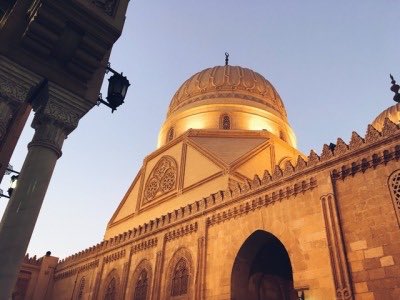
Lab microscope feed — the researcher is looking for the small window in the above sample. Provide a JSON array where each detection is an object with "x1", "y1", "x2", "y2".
[
  {"x1": 134, "y1": 270, "x2": 148, "y2": 300},
  {"x1": 171, "y1": 258, "x2": 189, "y2": 296},
  {"x1": 167, "y1": 127, "x2": 174, "y2": 142},
  {"x1": 388, "y1": 169, "x2": 400, "y2": 227},
  {"x1": 220, "y1": 114, "x2": 231, "y2": 130}
]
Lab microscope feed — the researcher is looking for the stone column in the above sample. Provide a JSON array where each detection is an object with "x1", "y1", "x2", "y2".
[{"x1": 0, "y1": 82, "x2": 86, "y2": 299}]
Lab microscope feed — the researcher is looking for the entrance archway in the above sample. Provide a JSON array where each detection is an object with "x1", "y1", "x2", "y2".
[{"x1": 231, "y1": 230, "x2": 296, "y2": 300}]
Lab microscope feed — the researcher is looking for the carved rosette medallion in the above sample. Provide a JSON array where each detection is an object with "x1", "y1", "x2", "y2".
[{"x1": 143, "y1": 156, "x2": 178, "y2": 203}]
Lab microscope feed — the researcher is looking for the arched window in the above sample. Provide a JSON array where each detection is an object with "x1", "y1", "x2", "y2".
[
  {"x1": 220, "y1": 114, "x2": 231, "y2": 130},
  {"x1": 104, "y1": 277, "x2": 117, "y2": 300},
  {"x1": 134, "y1": 269, "x2": 148, "y2": 300},
  {"x1": 171, "y1": 258, "x2": 189, "y2": 296},
  {"x1": 167, "y1": 127, "x2": 174, "y2": 142},
  {"x1": 77, "y1": 276, "x2": 85, "y2": 300},
  {"x1": 388, "y1": 169, "x2": 400, "y2": 227}
]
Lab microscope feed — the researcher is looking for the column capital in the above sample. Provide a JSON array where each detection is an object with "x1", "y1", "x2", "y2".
[{"x1": 29, "y1": 81, "x2": 93, "y2": 158}]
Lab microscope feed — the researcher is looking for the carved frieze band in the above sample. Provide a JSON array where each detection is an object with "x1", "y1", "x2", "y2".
[
  {"x1": 165, "y1": 222, "x2": 198, "y2": 241},
  {"x1": 0, "y1": 74, "x2": 29, "y2": 104},
  {"x1": 207, "y1": 177, "x2": 317, "y2": 226},
  {"x1": 321, "y1": 194, "x2": 353, "y2": 300},
  {"x1": 332, "y1": 145, "x2": 400, "y2": 181},
  {"x1": 132, "y1": 237, "x2": 158, "y2": 253},
  {"x1": 103, "y1": 249, "x2": 126, "y2": 264},
  {"x1": 54, "y1": 259, "x2": 99, "y2": 281}
]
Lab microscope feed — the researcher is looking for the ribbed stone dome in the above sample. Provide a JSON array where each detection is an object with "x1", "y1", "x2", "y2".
[
  {"x1": 167, "y1": 65, "x2": 287, "y2": 120},
  {"x1": 371, "y1": 103, "x2": 400, "y2": 131}
]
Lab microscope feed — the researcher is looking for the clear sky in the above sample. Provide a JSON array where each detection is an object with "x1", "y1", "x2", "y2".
[{"x1": 1, "y1": 1, "x2": 399, "y2": 258}]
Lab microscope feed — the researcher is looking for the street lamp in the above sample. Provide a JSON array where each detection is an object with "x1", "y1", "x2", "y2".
[{"x1": 97, "y1": 63, "x2": 130, "y2": 113}]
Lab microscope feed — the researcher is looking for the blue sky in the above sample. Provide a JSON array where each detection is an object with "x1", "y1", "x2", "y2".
[{"x1": 1, "y1": 1, "x2": 399, "y2": 258}]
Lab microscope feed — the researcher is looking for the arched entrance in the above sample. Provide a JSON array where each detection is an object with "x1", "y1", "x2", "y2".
[{"x1": 231, "y1": 230, "x2": 296, "y2": 300}]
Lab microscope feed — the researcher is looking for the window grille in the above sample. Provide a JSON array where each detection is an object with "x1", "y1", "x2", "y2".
[
  {"x1": 171, "y1": 258, "x2": 189, "y2": 296},
  {"x1": 104, "y1": 277, "x2": 117, "y2": 300},
  {"x1": 134, "y1": 270, "x2": 148, "y2": 300},
  {"x1": 221, "y1": 114, "x2": 231, "y2": 130},
  {"x1": 388, "y1": 169, "x2": 400, "y2": 227}
]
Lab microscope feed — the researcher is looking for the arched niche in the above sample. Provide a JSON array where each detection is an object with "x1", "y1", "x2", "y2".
[{"x1": 231, "y1": 230, "x2": 296, "y2": 300}]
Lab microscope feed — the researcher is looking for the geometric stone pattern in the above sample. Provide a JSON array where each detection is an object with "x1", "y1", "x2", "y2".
[
  {"x1": 143, "y1": 156, "x2": 178, "y2": 203},
  {"x1": 388, "y1": 169, "x2": 400, "y2": 228}
]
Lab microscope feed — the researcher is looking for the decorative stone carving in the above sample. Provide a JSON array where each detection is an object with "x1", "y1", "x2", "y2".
[
  {"x1": 320, "y1": 144, "x2": 334, "y2": 161},
  {"x1": 261, "y1": 170, "x2": 272, "y2": 185},
  {"x1": 365, "y1": 124, "x2": 381, "y2": 143},
  {"x1": 168, "y1": 66, "x2": 287, "y2": 119},
  {"x1": 28, "y1": 121, "x2": 67, "y2": 158},
  {"x1": 382, "y1": 117, "x2": 398, "y2": 137},
  {"x1": 334, "y1": 138, "x2": 348, "y2": 156},
  {"x1": 283, "y1": 160, "x2": 294, "y2": 176},
  {"x1": 349, "y1": 131, "x2": 364, "y2": 150},
  {"x1": 307, "y1": 150, "x2": 320, "y2": 167},
  {"x1": 0, "y1": 74, "x2": 29, "y2": 104},
  {"x1": 272, "y1": 165, "x2": 283, "y2": 180},
  {"x1": 295, "y1": 155, "x2": 307, "y2": 171},
  {"x1": 143, "y1": 156, "x2": 178, "y2": 203}
]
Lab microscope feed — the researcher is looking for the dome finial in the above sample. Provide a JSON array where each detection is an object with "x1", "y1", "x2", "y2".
[
  {"x1": 390, "y1": 74, "x2": 400, "y2": 103},
  {"x1": 225, "y1": 52, "x2": 229, "y2": 66}
]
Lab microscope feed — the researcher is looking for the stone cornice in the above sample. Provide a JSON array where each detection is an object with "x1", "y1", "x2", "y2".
[{"x1": 55, "y1": 118, "x2": 400, "y2": 271}]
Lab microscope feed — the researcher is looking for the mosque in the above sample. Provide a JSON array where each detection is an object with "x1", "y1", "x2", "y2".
[{"x1": 13, "y1": 62, "x2": 400, "y2": 299}]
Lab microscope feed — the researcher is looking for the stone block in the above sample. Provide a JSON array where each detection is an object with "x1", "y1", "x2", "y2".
[
  {"x1": 355, "y1": 292, "x2": 374, "y2": 300},
  {"x1": 379, "y1": 255, "x2": 394, "y2": 267},
  {"x1": 368, "y1": 268, "x2": 385, "y2": 280},
  {"x1": 351, "y1": 260, "x2": 365, "y2": 272},
  {"x1": 364, "y1": 247, "x2": 383, "y2": 259},
  {"x1": 352, "y1": 270, "x2": 369, "y2": 282},
  {"x1": 348, "y1": 250, "x2": 365, "y2": 262},
  {"x1": 350, "y1": 240, "x2": 368, "y2": 251},
  {"x1": 354, "y1": 282, "x2": 368, "y2": 293}
]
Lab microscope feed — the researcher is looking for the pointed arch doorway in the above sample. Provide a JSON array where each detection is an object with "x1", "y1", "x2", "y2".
[{"x1": 231, "y1": 230, "x2": 296, "y2": 300}]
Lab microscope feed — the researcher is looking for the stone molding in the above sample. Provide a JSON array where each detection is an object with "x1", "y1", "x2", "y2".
[
  {"x1": 165, "y1": 222, "x2": 198, "y2": 241},
  {"x1": 54, "y1": 259, "x2": 99, "y2": 281},
  {"x1": 321, "y1": 194, "x2": 353, "y2": 300},
  {"x1": 103, "y1": 249, "x2": 126, "y2": 264},
  {"x1": 331, "y1": 145, "x2": 400, "y2": 181},
  {"x1": 207, "y1": 177, "x2": 317, "y2": 227},
  {"x1": 132, "y1": 238, "x2": 158, "y2": 254}
]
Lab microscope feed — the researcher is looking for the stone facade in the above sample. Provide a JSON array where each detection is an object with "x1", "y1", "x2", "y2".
[{"x1": 16, "y1": 65, "x2": 400, "y2": 299}]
